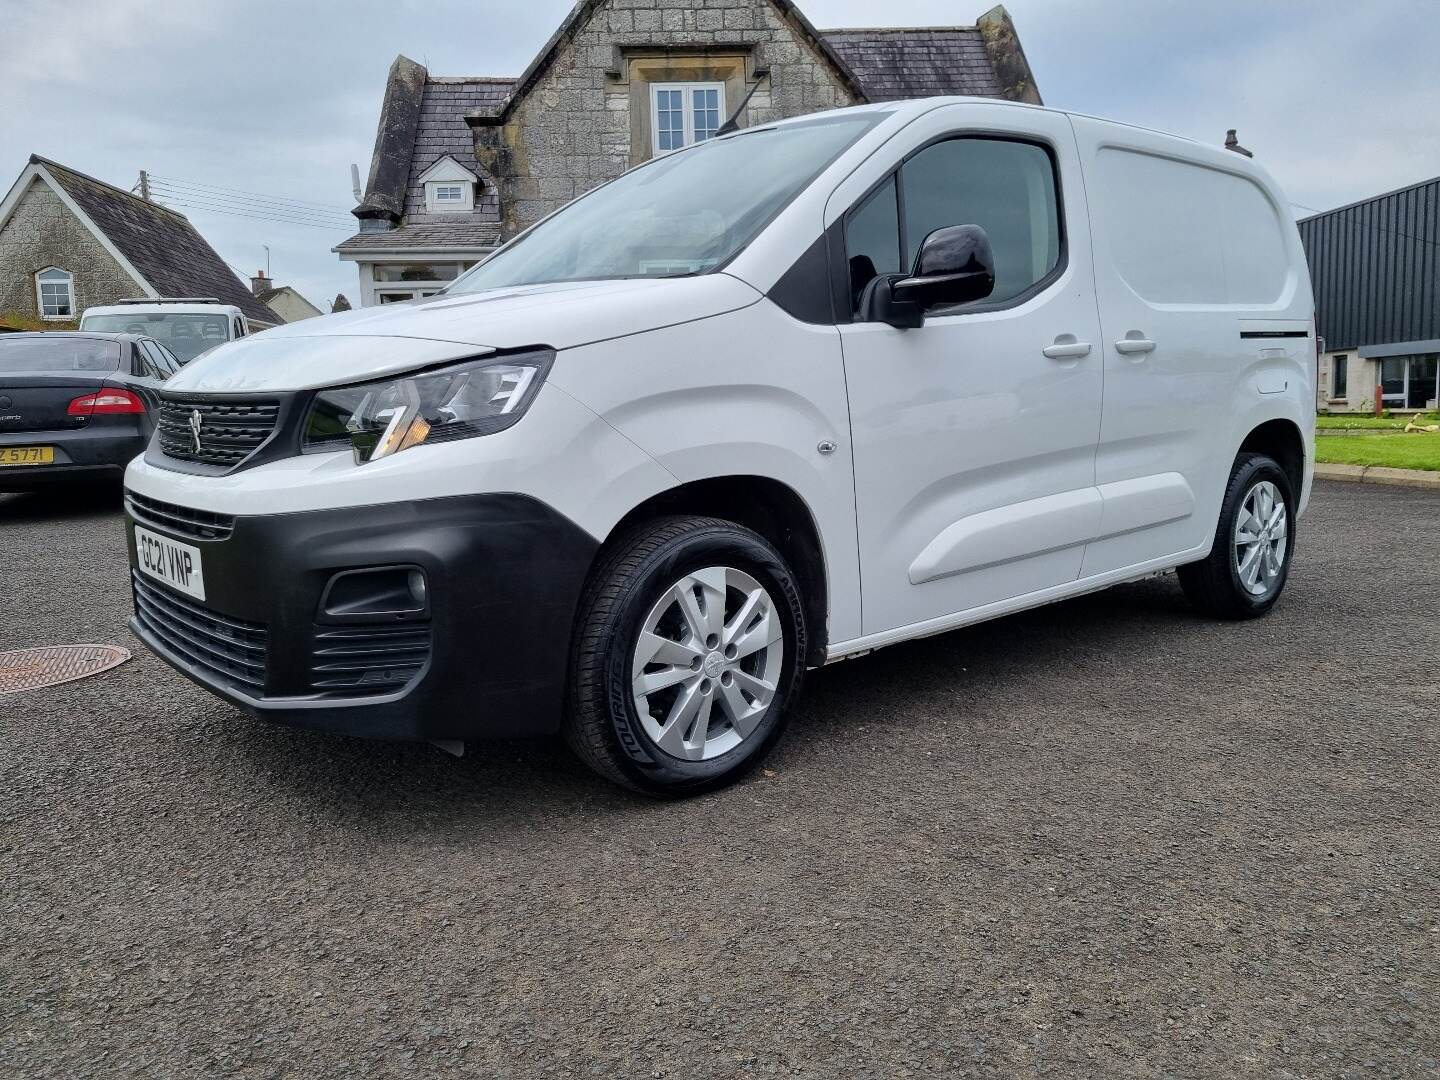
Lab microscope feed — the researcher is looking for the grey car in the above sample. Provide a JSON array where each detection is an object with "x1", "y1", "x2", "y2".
[{"x1": 0, "y1": 332, "x2": 180, "y2": 490}]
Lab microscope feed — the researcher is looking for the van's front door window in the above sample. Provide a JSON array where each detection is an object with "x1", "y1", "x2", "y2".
[{"x1": 845, "y1": 137, "x2": 1062, "y2": 312}]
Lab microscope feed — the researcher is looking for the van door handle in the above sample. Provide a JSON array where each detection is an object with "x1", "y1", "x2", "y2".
[
  {"x1": 1114, "y1": 336, "x2": 1156, "y2": 356},
  {"x1": 1042, "y1": 337, "x2": 1092, "y2": 360}
]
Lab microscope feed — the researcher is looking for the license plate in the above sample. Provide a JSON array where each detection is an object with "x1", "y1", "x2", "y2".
[
  {"x1": 134, "y1": 525, "x2": 207, "y2": 601},
  {"x1": 0, "y1": 446, "x2": 53, "y2": 466}
]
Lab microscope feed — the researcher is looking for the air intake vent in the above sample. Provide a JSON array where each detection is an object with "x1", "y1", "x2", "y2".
[
  {"x1": 132, "y1": 572, "x2": 267, "y2": 694},
  {"x1": 126, "y1": 491, "x2": 236, "y2": 541},
  {"x1": 157, "y1": 396, "x2": 280, "y2": 468},
  {"x1": 308, "y1": 623, "x2": 431, "y2": 697}
]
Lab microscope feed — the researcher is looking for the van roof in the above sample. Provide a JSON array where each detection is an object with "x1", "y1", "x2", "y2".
[
  {"x1": 769, "y1": 97, "x2": 1218, "y2": 157},
  {"x1": 81, "y1": 302, "x2": 244, "y2": 318}
]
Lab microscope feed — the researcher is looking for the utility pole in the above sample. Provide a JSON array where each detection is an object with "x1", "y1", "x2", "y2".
[{"x1": 138, "y1": 170, "x2": 150, "y2": 201}]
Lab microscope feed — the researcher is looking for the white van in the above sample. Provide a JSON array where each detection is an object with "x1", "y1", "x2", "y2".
[
  {"x1": 80, "y1": 299, "x2": 259, "y2": 365},
  {"x1": 123, "y1": 99, "x2": 1314, "y2": 796}
]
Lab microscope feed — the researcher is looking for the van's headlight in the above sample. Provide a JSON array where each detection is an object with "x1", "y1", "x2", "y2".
[{"x1": 302, "y1": 350, "x2": 553, "y2": 463}]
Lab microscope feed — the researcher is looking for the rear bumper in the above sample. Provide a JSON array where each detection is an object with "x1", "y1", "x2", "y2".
[
  {"x1": 0, "y1": 428, "x2": 145, "y2": 489},
  {"x1": 125, "y1": 492, "x2": 599, "y2": 742}
]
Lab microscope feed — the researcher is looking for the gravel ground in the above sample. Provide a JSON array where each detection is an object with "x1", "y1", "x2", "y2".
[{"x1": 2, "y1": 481, "x2": 1437, "y2": 1079}]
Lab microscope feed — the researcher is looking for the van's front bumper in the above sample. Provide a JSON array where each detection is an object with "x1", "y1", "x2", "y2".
[{"x1": 124, "y1": 492, "x2": 598, "y2": 742}]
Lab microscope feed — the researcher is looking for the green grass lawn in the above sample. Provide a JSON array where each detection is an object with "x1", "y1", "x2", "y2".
[
  {"x1": 1314, "y1": 432, "x2": 1440, "y2": 471},
  {"x1": 1316, "y1": 411, "x2": 1440, "y2": 430}
]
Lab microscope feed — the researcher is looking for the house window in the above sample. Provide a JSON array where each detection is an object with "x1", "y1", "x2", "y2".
[
  {"x1": 651, "y1": 83, "x2": 726, "y2": 155},
  {"x1": 1331, "y1": 354, "x2": 1347, "y2": 399},
  {"x1": 35, "y1": 267, "x2": 74, "y2": 319},
  {"x1": 424, "y1": 180, "x2": 474, "y2": 213}
]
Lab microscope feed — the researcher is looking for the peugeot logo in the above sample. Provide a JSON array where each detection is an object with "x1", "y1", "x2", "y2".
[{"x1": 189, "y1": 409, "x2": 203, "y2": 454}]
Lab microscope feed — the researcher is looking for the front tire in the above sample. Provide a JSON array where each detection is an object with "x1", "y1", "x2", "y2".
[
  {"x1": 565, "y1": 516, "x2": 807, "y2": 796},
  {"x1": 1178, "y1": 452, "x2": 1296, "y2": 619}
]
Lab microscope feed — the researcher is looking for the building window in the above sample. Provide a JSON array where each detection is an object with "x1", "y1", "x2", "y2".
[
  {"x1": 651, "y1": 83, "x2": 725, "y2": 155},
  {"x1": 1331, "y1": 354, "x2": 1347, "y2": 399},
  {"x1": 377, "y1": 289, "x2": 442, "y2": 304},
  {"x1": 373, "y1": 262, "x2": 469, "y2": 283},
  {"x1": 424, "y1": 180, "x2": 474, "y2": 213},
  {"x1": 35, "y1": 267, "x2": 74, "y2": 319},
  {"x1": 1380, "y1": 354, "x2": 1440, "y2": 410}
]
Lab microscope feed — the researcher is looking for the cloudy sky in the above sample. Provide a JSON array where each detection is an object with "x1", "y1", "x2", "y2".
[{"x1": 3, "y1": 0, "x2": 1436, "y2": 311}]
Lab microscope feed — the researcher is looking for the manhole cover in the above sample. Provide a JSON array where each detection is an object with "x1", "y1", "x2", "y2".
[{"x1": 0, "y1": 644, "x2": 131, "y2": 695}]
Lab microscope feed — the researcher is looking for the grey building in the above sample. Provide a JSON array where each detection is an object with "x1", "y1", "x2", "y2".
[
  {"x1": 1300, "y1": 175, "x2": 1440, "y2": 413},
  {"x1": 0, "y1": 155, "x2": 278, "y2": 329},
  {"x1": 336, "y1": 0, "x2": 1039, "y2": 306}
]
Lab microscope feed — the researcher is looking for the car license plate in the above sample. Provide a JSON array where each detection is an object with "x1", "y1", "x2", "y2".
[
  {"x1": 134, "y1": 525, "x2": 207, "y2": 601},
  {"x1": 0, "y1": 446, "x2": 53, "y2": 466}
]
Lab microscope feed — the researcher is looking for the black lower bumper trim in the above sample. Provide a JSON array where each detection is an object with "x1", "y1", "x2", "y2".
[{"x1": 125, "y1": 492, "x2": 600, "y2": 741}]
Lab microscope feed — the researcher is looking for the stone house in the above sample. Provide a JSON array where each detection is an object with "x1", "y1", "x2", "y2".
[
  {"x1": 336, "y1": 0, "x2": 1039, "y2": 306},
  {"x1": 248, "y1": 270, "x2": 324, "y2": 324},
  {"x1": 0, "y1": 155, "x2": 278, "y2": 329}
]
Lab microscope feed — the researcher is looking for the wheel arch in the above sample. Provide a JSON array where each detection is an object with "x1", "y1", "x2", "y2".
[
  {"x1": 600, "y1": 475, "x2": 830, "y2": 667},
  {"x1": 1238, "y1": 417, "x2": 1306, "y2": 498}
]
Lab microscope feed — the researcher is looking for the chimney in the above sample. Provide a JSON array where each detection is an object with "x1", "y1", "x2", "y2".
[
  {"x1": 250, "y1": 270, "x2": 270, "y2": 296},
  {"x1": 1224, "y1": 129, "x2": 1254, "y2": 158}
]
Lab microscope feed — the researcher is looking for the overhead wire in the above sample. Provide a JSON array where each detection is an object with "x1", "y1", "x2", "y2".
[{"x1": 149, "y1": 186, "x2": 353, "y2": 227}]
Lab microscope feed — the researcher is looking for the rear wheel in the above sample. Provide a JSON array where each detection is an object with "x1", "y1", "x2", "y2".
[
  {"x1": 565, "y1": 516, "x2": 806, "y2": 796},
  {"x1": 1178, "y1": 452, "x2": 1296, "y2": 619}
]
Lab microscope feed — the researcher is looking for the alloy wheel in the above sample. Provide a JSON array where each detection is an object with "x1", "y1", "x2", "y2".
[
  {"x1": 1233, "y1": 480, "x2": 1288, "y2": 597},
  {"x1": 630, "y1": 566, "x2": 784, "y2": 762}
]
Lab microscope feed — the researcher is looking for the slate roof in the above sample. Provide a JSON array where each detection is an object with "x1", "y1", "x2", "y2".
[
  {"x1": 334, "y1": 222, "x2": 503, "y2": 254},
  {"x1": 822, "y1": 28, "x2": 1004, "y2": 100},
  {"x1": 402, "y1": 78, "x2": 512, "y2": 226},
  {"x1": 33, "y1": 156, "x2": 279, "y2": 326}
]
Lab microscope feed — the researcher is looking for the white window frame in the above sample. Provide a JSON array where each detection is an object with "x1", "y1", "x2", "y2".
[
  {"x1": 35, "y1": 266, "x2": 74, "y2": 320},
  {"x1": 425, "y1": 180, "x2": 474, "y2": 213},
  {"x1": 650, "y1": 82, "x2": 726, "y2": 156}
]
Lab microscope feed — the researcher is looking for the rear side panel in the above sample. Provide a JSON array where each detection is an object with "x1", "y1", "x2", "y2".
[{"x1": 1069, "y1": 116, "x2": 1314, "y2": 578}]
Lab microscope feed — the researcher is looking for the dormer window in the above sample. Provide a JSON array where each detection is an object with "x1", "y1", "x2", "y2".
[
  {"x1": 419, "y1": 155, "x2": 481, "y2": 214},
  {"x1": 426, "y1": 180, "x2": 474, "y2": 212}
]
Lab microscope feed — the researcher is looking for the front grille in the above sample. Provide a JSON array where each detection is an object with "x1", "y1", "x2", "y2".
[
  {"x1": 308, "y1": 623, "x2": 431, "y2": 697},
  {"x1": 157, "y1": 396, "x2": 280, "y2": 468},
  {"x1": 132, "y1": 572, "x2": 267, "y2": 694},
  {"x1": 126, "y1": 491, "x2": 236, "y2": 541}
]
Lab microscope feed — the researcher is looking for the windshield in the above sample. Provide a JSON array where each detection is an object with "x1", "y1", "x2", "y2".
[
  {"x1": 81, "y1": 312, "x2": 231, "y2": 363},
  {"x1": 447, "y1": 112, "x2": 884, "y2": 293},
  {"x1": 0, "y1": 337, "x2": 120, "y2": 373}
]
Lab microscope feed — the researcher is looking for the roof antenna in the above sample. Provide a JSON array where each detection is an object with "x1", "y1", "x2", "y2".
[
  {"x1": 716, "y1": 70, "x2": 771, "y2": 136},
  {"x1": 1224, "y1": 129, "x2": 1253, "y2": 158},
  {"x1": 350, "y1": 163, "x2": 363, "y2": 203}
]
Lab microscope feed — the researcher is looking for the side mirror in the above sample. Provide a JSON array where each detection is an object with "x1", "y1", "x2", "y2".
[
  {"x1": 860, "y1": 224, "x2": 997, "y2": 329},
  {"x1": 895, "y1": 224, "x2": 996, "y2": 310}
]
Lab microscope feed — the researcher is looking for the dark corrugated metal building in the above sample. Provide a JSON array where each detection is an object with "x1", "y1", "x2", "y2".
[{"x1": 1298, "y1": 176, "x2": 1440, "y2": 412}]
